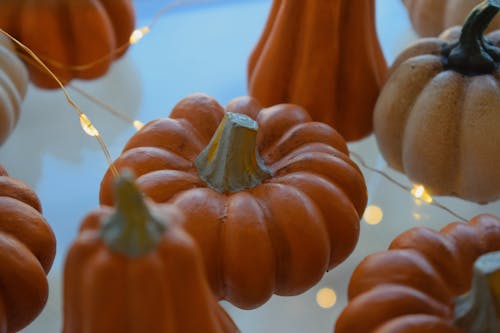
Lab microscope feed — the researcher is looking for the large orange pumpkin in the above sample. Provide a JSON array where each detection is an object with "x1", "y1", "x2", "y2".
[
  {"x1": 247, "y1": 0, "x2": 387, "y2": 141},
  {"x1": 0, "y1": 0, "x2": 135, "y2": 88},
  {"x1": 0, "y1": 34, "x2": 28, "y2": 146},
  {"x1": 63, "y1": 172, "x2": 240, "y2": 333},
  {"x1": 374, "y1": 0, "x2": 500, "y2": 203},
  {"x1": 99, "y1": 94, "x2": 367, "y2": 309},
  {"x1": 335, "y1": 214, "x2": 500, "y2": 333},
  {"x1": 403, "y1": 0, "x2": 500, "y2": 36},
  {"x1": 0, "y1": 164, "x2": 56, "y2": 333}
]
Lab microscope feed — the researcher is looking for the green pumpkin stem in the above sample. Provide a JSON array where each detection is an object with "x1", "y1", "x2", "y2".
[
  {"x1": 195, "y1": 112, "x2": 271, "y2": 193},
  {"x1": 443, "y1": 0, "x2": 500, "y2": 75},
  {"x1": 454, "y1": 251, "x2": 500, "y2": 332},
  {"x1": 101, "y1": 170, "x2": 166, "y2": 257}
]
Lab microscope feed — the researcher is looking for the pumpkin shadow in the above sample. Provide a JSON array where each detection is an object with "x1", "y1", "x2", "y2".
[{"x1": 0, "y1": 55, "x2": 142, "y2": 187}]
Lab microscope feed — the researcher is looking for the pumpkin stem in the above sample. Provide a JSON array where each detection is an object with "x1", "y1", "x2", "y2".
[
  {"x1": 454, "y1": 251, "x2": 500, "y2": 333},
  {"x1": 195, "y1": 112, "x2": 271, "y2": 193},
  {"x1": 443, "y1": 0, "x2": 500, "y2": 75},
  {"x1": 101, "y1": 170, "x2": 166, "y2": 257}
]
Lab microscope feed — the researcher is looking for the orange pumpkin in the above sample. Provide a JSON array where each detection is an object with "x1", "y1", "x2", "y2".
[
  {"x1": 247, "y1": 0, "x2": 387, "y2": 141},
  {"x1": 374, "y1": 0, "x2": 500, "y2": 203},
  {"x1": 0, "y1": 34, "x2": 28, "y2": 146},
  {"x1": 0, "y1": 0, "x2": 135, "y2": 88},
  {"x1": 99, "y1": 94, "x2": 367, "y2": 309},
  {"x1": 403, "y1": 0, "x2": 500, "y2": 36},
  {"x1": 335, "y1": 214, "x2": 500, "y2": 333},
  {"x1": 0, "y1": 164, "x2": 56, "y2": 333},
  {"x1": 63, "y1": 171, "x2": 240, "y2": 333}
]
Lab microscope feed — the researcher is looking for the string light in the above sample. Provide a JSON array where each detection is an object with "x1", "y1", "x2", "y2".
[
  {"x1": 7, "y1": 1, "x2": 222, "y2": 133},
  {"x1": 0, "y1": 0, "x2": 225, "y2": 178},
  {"x1": 349, "y1": 150, "x2": 467, "y2": 222},
  {"x1": 0, "y1": 28, "x2": 119, "y2": 178}
]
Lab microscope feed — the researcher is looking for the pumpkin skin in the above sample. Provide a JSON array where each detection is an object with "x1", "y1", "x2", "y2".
[
  {"x1": 0, "y1": 34, "x2": 28, "y2": 146},
  {"x1": 0, "y1": 0, "x2": 135, "y2": 89},
  {"x1": 373, "y1": 1, "x2": 500, "y2": 203},
  {"x1": 63, "y1": 174, "x2": 239, "y2": 333},
  {"x1": 334, "y1": 214, "x2": 500, "y2": 333},
  {"x1": 0, "y1": 164, "x2": 56, "y2": 333},
  {"x1": 403, "y1": 0, "x2": 500, "y2": 37},
  {"x1": 247, "y1": 0, "x2": 387, "y2": 141},
  {"x1": 99, "y1": 93, "x2": 367, "y2": 309}
]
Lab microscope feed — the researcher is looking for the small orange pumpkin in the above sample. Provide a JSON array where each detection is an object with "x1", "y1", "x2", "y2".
[
  {"x1": 247, "y1": 0, "x2": 387, "y2": 141},
  {"x1": 0, "y1": 34, "x2": 28, "y2": 146},
  {"x1": 334, "y1": 214, "x2": 500, "y2": 333},
  {"x1": 99, "y1": 94, "x2": 367, "y2": 309},
  {"x1": 0, "y1": 0, "x2": 135, "y2": 88},
  {"x1": 0, "y1": 164, "x2": 56, "y2": 333},
  {"x1": 374, "y1": 0, "x2": 500, "y2": 203},
  {"x1": 63, "y1": 171, "x2": 239, "y2": 333},
  {"x1": 403, "y1": 0, "x2": 500, "y2": 36}
]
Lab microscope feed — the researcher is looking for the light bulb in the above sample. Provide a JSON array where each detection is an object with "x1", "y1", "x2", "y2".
[{"x1": 411, "y1": 184, "x2": 433, "y2": 203}]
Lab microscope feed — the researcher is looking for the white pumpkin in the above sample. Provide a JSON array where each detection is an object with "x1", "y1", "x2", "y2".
[{"x1": 0, "y1": 34, "x2": 28, "y2": 145}]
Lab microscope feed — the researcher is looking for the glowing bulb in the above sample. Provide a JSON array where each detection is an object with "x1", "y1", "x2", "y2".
[
  {"x1": 129, "y1": 26, "x2": 150, "y2": 44},
  {"x1": 411, "y1": 184, "x2": 433, "y2": 203},
  {"x1": 413, "y1": 185, "x2": 424, "y2": 197},
  {"x1": 363, "y1": 205, "x2": 383, "y2": 225},
  {"x1": 316, "y1": 288, "x2": 337, "y2": 309},
  {"x1": 133, "y1": 120, "x2": 145, "y2": 130},
  {"x1": 80, "y1": 114, "x2": 99, "y2": 137}
]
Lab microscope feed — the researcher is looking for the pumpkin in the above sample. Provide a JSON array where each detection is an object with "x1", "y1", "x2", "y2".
[
  {"x1": 335, "y1": 213, "x2": 500, "y2": 333},
  {"x1": 99, "y1": 93, "x2": 367, "y2": 309},
  {"x1": 403, "y1": 0, "x2": 500, "y2": 37},
  {"x1": 0, "y1": 34, "x2": 28, "y2": 146},
  {"x1": 373, "y1": 0, "x2": 500, "y2": 203},
  {"x1": 0, "y1": 164, "x2": 56, "y2": 333},
  {"x1": 0, "y1": 0, "x2": 135, "y2": 89},
  {"x1": 63, "y1": 171, "x2": 240, "y2": 333},
  {"x1": 247, "y1": 0, "x2": 387, "y2": 141}
]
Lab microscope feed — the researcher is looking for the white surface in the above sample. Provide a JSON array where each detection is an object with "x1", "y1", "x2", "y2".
[{"x1": 0, "y1": 0, "x2": 497, "y2": 332}]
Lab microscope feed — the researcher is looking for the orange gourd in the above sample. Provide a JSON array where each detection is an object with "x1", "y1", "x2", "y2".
[
  {"x1": 374, "y1": 0, "x2": 500, "y2": 203},
  {"x1": 247, "y1": 0, "x2": 387, "y2": 141},
  {"x1": 335, "y1": 214, "x2": 500, "y2": 333},
  {"x1": 0, "y1": 0, "x2": 135, "y2": 88},
  {"x1": 0, "y1": 34, "x2": 28, "y2": 145},
  {"x1": 99, "y1": 93, "x2": 367, "y2": 309},
  {"x1": 0, "y1": 164, "x2": 56, "y2": 333},
  {"x1": 63, "y1": 172, "x2": 240, "y2": 333},
  {"x1": 403, "y1": 0, "x2": 500, "y2": 36}
]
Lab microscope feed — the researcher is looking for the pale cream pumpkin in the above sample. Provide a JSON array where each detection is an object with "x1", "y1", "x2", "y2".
[
  {"x1": 374, "y1": 0, "x2": 500, "y2": 203},
  {"x1": 0, "y1": 34, "x2": 28, "y2": 146}
]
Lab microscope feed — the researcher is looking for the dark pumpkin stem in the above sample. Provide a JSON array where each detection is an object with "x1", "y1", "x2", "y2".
[
  {"x1": 454, "y1": 251, "x2": 500, "y2": 333},
  {"x1": 101, "y1": 170, "x2": 166, "y2": 257},
  {"x1": 443, "y1": 0, "x2": 500, "y2": 75},
  {"x1": 195, "y1": 112, "x2": 271, "y2": 193}
]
